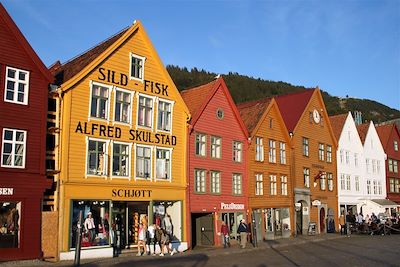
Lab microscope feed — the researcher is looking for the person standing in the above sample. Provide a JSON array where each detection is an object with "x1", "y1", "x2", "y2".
[
  {"x1": 339, "y1": 214, "x2": 345, "y2": 235},
  {"x1": 84, "y1": 212, "x2": 96, "y2": 244},
  {"x1": 137, "y1": 223, "x2": 147, "y2": 256},
  {"x1": 147, "y1": 224, "x2": 156, "y2": 255},
  {"x1": 221, "y1": 221, "x2": 230, "y2": 248},
  {"x1": 345, "y1": 211, "x2": 352, "y2": 237},
  {"x1": 237, "y1": 219, "x2": 248, "y2": 249}
]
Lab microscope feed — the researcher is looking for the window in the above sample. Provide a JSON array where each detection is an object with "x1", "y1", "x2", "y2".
[
  {"x1": 389, "y1": 159, "x2": 393, "y2": 172},
  {"x1": 1, "y1": 129, "x2": 26, "y2": 168},
  {"x1": 326, "y1": 145, "x2": 332, "y2": 163},
  {"x1": 211, "y1": 136, "x2": 222, "y2": 159},
  {"x1": 372, "y1": 160, "x2": 377, "y2": 174},
  {"x1": 366, "y1": 159, "x2": 370, "y2": 173},
  {"x1": 346, "y1": 175, "x2": 351, "y2": 191},
  {"x1": 114, "y1": 89, "x2": 132, "y2": 123},
  {"x1": 355, "y1": 176, "x2": 360, "y2": 192},
  {"x1": 233, "y1": 141, "x2": 243, "y2": 162},
  {"x1": 255, "y1": 174, "x2": 263, "y2": 195},
  {"x1": 302, "y1": 137, "x2": 309, "y2": 157},
  {"x1": 268, "y1": 140, "x2": 276, "y2": 163},
  {"x1": 157, "y1": 100, "x2": 172, "y2": 132},
  {"x1": 396, "y1": 179, "x2": 400, "y2": 193},
  {"x1": 373, "y1": 180, "x2": 377, "y2": 194},
  {"x1": 195, "y1": 133, "x2": 206, "y2": 156},
  {"x1": 87, "y1": 139, "x2": 107, "y2": 176},
  {"x1": 195, "y1": 169, "x2": 206, "y2": 193},
  {"x1": 281, "y1": 175, "x2": 288, "y2": 195},
  {"x1": 340, "y1": 174, "x2": 345, "y2": 190},
  {"x1": 130, "y1": 53, "x2": 145, "y2": 81},
  {"x1": 112, "y1": 142, "x2": 129, "y2": 177},
  {"x1": 320, "y1": 173, "x2": 326, "y2": 190},
  {"x1": 367, "y1": 180, "x2": 371, "y2": 194},
  {"x1": 210, "y1": 171, "x2": 221, "y2": 194},
  {"x1": 378, "y1": 181, "x2": 382, "y2": 195},
  {"x1": 137, "y1": 95, "x2": 154, "y2": 128},
  {"x1": 394, "y1": 160, "x2": 398, "y2": 174},
  {"x1": 354, "y1": 153, "x2": 359, "y2": 167},
  {"x1": 232, "y1": 174, "x2": 242, "y2": 195},
  {"x1": 270, "y1": 175, "x2": 277, "y2": 195},
  {"x1": 155, "y1": 148, "x2": 171, "y2": 180},
  {"x1": 318, "y1": 143, "x2": 324, "y2": 161},
  {"x1": 303, "y1": 168, "x2": 310, "y2": 188},
  {"x1": 269, "y1": 118, "x2": 273, "y2": 128},
  {"x1": 90, "y1": 83, "x2": 110, "y2": 120},
  {"x1": 345, "y1": 151, "x2": 350, "y2": 164},
  {"x1": 255, "y1": 137, "x2": 264, "y2": 161},
  {"x1": 389, "y1": 178, "x2": 395, "y2": 193},
  {"x1": 0, "y1": 201, "x2": 21, "y2": 248},
  {"x1": 395, "y1": 141, "x2": 399, "y2": 151},
  {"x1": 327, "y1": 173, "x2": 333, "y2": 191},
  {"x1": 136, "y1": 145, "x2": 152, "y2": 179},
  {"x1": 340, "y1": 150, "x2": 344, "y2": 164},
  {"x1": 377, "y1": 160, "x2": 381, "y2": 174},
  {"x1": 279, "y1": 142, "x2": 286, "y2": 164},
  {"x1": 4, "y1": 66, "x2": 29, "y2": 105},
  {"x1": 216, "y1": 108, "x2": 224, "y2": 120}
]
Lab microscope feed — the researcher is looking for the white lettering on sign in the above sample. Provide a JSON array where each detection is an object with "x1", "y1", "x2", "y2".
[
  {"x1": 0, "y1": 188, "x2": 14, "y2": 195},
  {"x1": 220, "y1": 202, "x2": 244, "y2": 210}
]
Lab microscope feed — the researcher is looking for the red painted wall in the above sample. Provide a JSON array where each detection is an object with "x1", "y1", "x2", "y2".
[
  {"x1": 385, "y1": 126, "x2": 400, "y2": 204},
  {"x1": 0, "y1": 8, "x2": 50, "y2": 260}
]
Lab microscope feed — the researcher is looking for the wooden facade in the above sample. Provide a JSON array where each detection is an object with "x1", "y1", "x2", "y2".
[
  {"x1": 182, "y1": 77, "x2": 248, "y2": 248},
  {"x1": 276, "y1": 89, "x2": 338, "y2": 235},
  {"x1": 0, "y1": 3, "x2": 52, "y2": 260},
  {"x1": 50, "y1": 21, "x2": 190, "y2": 260},
  {"x1": 238, "y1": 98, "x2": 293, "y2": 240}
]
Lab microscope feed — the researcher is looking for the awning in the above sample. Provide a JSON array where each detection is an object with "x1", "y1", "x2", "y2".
[{"x1": 370, "y1": 199, "x2": 400, "y2": 208}]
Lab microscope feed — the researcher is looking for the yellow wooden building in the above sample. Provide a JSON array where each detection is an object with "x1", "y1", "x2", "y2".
[{"x1": 49, "y1": 21, "x2": 190, "y2": 260}]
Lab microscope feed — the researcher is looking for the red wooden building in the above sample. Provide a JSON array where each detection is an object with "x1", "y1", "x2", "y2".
[
  {"x1": 376, "y1": 123, "x2": 400, "y2": 208},
  {"x1": 0, "y1": 4, "x2": 52, "y2": 260},
  {"x1": 181, "y1": 77, "x2": 248, "y2": 248}
]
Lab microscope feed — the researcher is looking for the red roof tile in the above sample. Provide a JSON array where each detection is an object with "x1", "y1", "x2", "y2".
[
  {"x1": 329, "y1": 113, "x2": 348, "y2": 140},
  {"x1": 356, "y1": 123, "x2": 370, "y2": 145},
  {"x1": 237, "y1": 98, "x2": 272, "y2": 134},
  {"x1": 275, "y1": 89, "x2": 315, "y2": 132},
  {"x1": 376, "y1": 124, "x2": 394, "y2": 148}
]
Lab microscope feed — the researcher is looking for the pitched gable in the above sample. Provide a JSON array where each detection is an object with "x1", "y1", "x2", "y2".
[
  {"x1": 237, "y1": 97, "x2": 272, "y2": 135},
  {"x1": 376, "y1": 124, "x2": 393, "y2": 149},
  {"x1": 357, "y1": 123, "x2": 370, "y2": 145},
  {"x1": 329, "y1": 113, "x2": 348, "y2": 141}
]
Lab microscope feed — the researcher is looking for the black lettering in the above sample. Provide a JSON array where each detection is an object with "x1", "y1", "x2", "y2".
[
  {"x1": 143, "y1": 132, "x2": 149, "y2": 142},
  {"x1": 117, "y1": 189, "x2": 123, "y2": 197},
  {"x1": 155, "y1": 134, "x2": 160, "y2": 144},
  {"x1": 121, "y1": 74, "x2": 128, "y2": 86},
  {"x1": 84, "y1": 122, "x2": 90, "y2": 134},
  {"x1": 147, "y1": 190, "x2": 152, "y2": 197},
  {"x1": 165, "y1": 135, "x2": 171, "y2": 145},
  {"x1": 75, "y1": 121, "x2": 83, "y2": 133},
  {"x1": 98, "y1": 67, "x2": 106, "y2": 81},
  {"x1": 172, "y1": 136, "x2": 177, "y2": 146},
  {"x1": 107, "y1": 69, "x2": 111, "y2": 83},
  {"x1": 91, "y1": 123, "x2": 98, "y2": 135},
  {"x1": 135, "y1": 190, "x2": 141, "y2": 197},
  {"x1": 129, "y1": 130, "x2": 135, "y2": 140},
  {"x1": 115, "y1": 127, "x2": 122, "y2": 138},
  {"x1": 155, "y1": 82, "x2": 161, "y2": 94},
  {"x1": 99, "y1": 125, "x2": 106, "y2": 137},
  {"x1": 112, "y1": 189, "x2": 117, "y2": 197},
  {"x1": 111, "y1": 70, "x2": 119, "y2": 85},
  {"x1": 135, "y1": 130, "x2": 142, "y2": 142},
  {"x1": 144, "y1": 80, "x2": 150, "y2": 92},
  {"x1": 107, "y1": 126, "x2": 114, "y2": 137},
  {"x1": 162, "y1": 84, "x2": 168, "y2": 96}
]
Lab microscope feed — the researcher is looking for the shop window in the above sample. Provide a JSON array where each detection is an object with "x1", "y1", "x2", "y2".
[
  {"x1": 153, "y1": 200, "x2": 182, "y2": 241},
  {"x1": 90, "y1": 82, "x2": 111, "y2": 120},
  {"x1": 210, "y1": 136, "x2": 222, "y2": 159},
  {"x1": 0, "y1": 201, "x2": 21, "y2": 248},
  {"x1": 114, "y1": 88, "x2": 132, "y2": 124},
  {"x1": 232, "y1": 141, "x2": 242, "y2": 162},
  {"x1": 70, "y1": 200, "x2": 110, "y2": 248},
  {"x1": 155, "y1": 148, "x2": 171, "y2": 180},
  {"x1": 157, "y1": 99, "x2": 173, "y2": 132},
  {"x1": 4, "y1": 66, "x2": 29, "y2": 105},
  {"x1": 112, "y1": 142, "x2": 130, "y2": 177},
  {"x1": 87, "y1": 138, "x2": 108, "y2": 176},
  {"x1": 137, "y1": 94, "x2": 154, "y2": 129},
  {"x1": 135, "y1": 145, "x2": 152, "y2": 179},
  {"x1": 130, "y1": 53, "x2": 145, "y2": 82},
  {"x1": 1, "y1": 128, "x2": 26, "y2": 168},
  {"x1": 221, "y1": 212, "x2": 243, "y2": 241}
]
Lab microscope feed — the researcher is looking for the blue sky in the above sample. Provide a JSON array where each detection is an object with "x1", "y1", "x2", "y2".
[{"x1": 2, "y1": 0, "x2": 399, "y2": 110}]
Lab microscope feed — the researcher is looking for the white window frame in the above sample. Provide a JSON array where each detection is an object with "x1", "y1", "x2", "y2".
[
  {"x1": 194, "y1": 169, "x2": 206, "y2": 193},
  {"x1": 155, "y1": 146, "x2": 173, "y2": 182},
  {"x1": 268, "y1": 139, "x2": 276, "y2": 163},
  {"x1": 210, "y1": 171, "x2": 221, "y2": 194},
  {"x1": 319, "y1": 143, "x2": 325, "y2": 161},
  {"x1": 255, "y1": 137, "x2": 264, "y2": 162},
  {"x1": 232, "y1": 173, "x2": 242, "y2": 195},
  {"x1": 303, "y1": 137, "x2": 309, "y2": 157},
  {"x1": 270, "y1": 174, "x2": 277, "y2": 195},
  {"x1": 355, "y1": 176, "x2": 360, "y2": 191},
  {"x1": 156, "y1": 98, "x2": 174, "y2": 133},
  {"x1": 195, "y1": 133, "x2": 207, "y2": 157},
  {"x1": 373, "y1": 180, "x2": 377, "y2": 194},
  {"x1": 113, "y1": 87, "x2": 133, "y2": 125},
  {"x1": 320, "y1": 173, "x2": 326, "y2": 190},
  {"x1": 281, "y1": 175, "x2": 288, "y2": 195},
  {"x1": 86, "y1": 137, "x2": 109, "y2": 178},
  {"x1": 1, "y1": 128, "x2": 27, "y2": 168},
  {"x1": 4, "y1": 66, "x2": 29, "y2": 105},
  {"x1": 255, "y1": 173, "x2": 263, "y2": 196},
  {"x1": 210, "y1": 136, "x2": 222, "y2": 159},
  {"x1": 326, "y1": 145, "x2": 332, "y2": 163},
  {"x1": 394, "y1": 141, "x2": 399, "y2": 151},
  {"x1": 279, "y1": 142, "x2": 286, "y2": 164},
  {"x1": 134, "y1": 143, "x2": 153, "y2": 180},
  {"x1": 136, "y1": 93, "x2": 156, "y2": 130},
  {"x1": 129, "y1": 52, "x2": 146, "y2": 82},
  {"x1": 367, "y1": 180, "x2": 371, "y2": 194},
  {"x1": 340, "y1": 174, "x2": 345, "y2": 190},
  {"x1": 233, "y1": 141, "x2": 243, "y2": 163},
  {"x1": 89, "y1": 81, "x2": 112, "y2": 121},
  {"x1": 110, "y1": 141, "x2": 131, "y2": 180},
  {"x1": 304, "y1": 168, "x2": 310, "y2": 188},
  {"x1": 327, "y1": 173, "x2": 334, "y2": 191},
  {"x1": 346, "y1": 175, "x2": 351, "y2": 191}
]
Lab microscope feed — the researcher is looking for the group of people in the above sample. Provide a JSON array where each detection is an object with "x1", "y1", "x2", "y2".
[
  {"x1": 220, "y1": 219, "x2": 250, "y2": 249},
  {"x1": 137, "y1": 222, "x2": 175, "y2": 257}
]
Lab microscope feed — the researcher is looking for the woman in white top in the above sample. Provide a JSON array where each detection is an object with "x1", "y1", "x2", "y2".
[{"x1": 137, "y1": 223, "x2": 147, "y2": 256}]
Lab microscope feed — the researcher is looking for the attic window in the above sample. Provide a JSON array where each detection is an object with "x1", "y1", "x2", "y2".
[
  {"x1": 216, "y1": 108, "x2": 224, "y2": 120},
  {"x1": 130, "y1": 53, "x2": 145, "y2": 82}
]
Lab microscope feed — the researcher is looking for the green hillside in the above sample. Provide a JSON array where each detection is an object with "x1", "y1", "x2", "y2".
[{"x1": 167, "y1": 65, "x2": 400, "y2": 123}]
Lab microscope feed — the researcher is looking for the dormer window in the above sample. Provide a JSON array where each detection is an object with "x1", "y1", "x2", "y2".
[{"x1": 130, "y1": 53, "x2": 145, "y2": 82}]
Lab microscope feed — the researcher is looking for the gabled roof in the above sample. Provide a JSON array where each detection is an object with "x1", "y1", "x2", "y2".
[
  {"x1": 329, "y1": 113, "x2": 348, "y2": 141},
  {"x1": 0, "y1": 3, "x2": 53, "y2": 82},
  {"x1": 275, "y1": 89, "x2": 315, "y2": 132},
  {"x1": 237, "y1": 97, "x2": 272, "y2": 134},
  {"x1": 51, "y1": 27, "x2": 129, "y2": 85},
  {"x1": 375, "y1": 124, "x2": 393, "y2": 148},
  {"x1": 356, "y1": 122, "x2": 370, "y2": 145},
  {"x1": 180, "y1": 77, "x2": 248, "y2": 138}
]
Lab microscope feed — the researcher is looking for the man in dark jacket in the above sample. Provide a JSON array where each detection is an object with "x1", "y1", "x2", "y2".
[{"x1": 237, "y1": 219, "x2": 248, "y2": 248}]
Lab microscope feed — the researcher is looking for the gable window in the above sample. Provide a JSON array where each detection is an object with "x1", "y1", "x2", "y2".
[
  {"x1": 372, "y1": 159, "x2": 377, "y2": 174},
  {"x1": 157, "y1": 100, "x2": 172, "y2": 132},
  {"x1": 195, "y1": 133, "x2": 206, "y2": 156},
  {"x1": 318, "y1": 143, "x2": 324, "y2": 161},
  {"x1": 354, "y1": 153, "x2": 359, "y2": 167},
  {"x1": 366, "y1": 159, "x2": 370, "y2": 173},
  {"x1": 345, "y1": 151, "x2": 350, "y2": 164},
  {"x1": 281, "y1": 175, "x2": 288, "y2": 195},
  {"x1": 255, "y1": 137, "x2": 264, "y2": 161},
  {"x1": 233, "y1": 174, "x2": 242, "y2": 195},
  {"x1": 395, "y1": 141, "x2": 399, "y2": 151},
  {"x1": 327, "y1": 173, "x2": 333, "y2": 191},
  {"x1": 155, "y1": 148, "x2": 171, "y2": 180},
  {"x1": 270, "y1": 175, "x2": 277, "y2": 195},
  {"x1": 1, "y1": 128, "x2": 26, "y2": 168},
  {"x1": 326, "y1": 145, "x2": 332, "y2": 163},
  {"x1": 114, "y1": 89, "x2": 132, "y2": 124},
  {"x1": 268, "y1": 140, "x2": 276, "y2": 163},
  {"x1": 279, "y1": 142, "x2": 286, "y2": 164},
  {"x1": 4, "y1": 66, "x2": 29, "y2": 105},
  {"x1": 90, "y1": 82, "x2": 110, "y2": 120},
  {"x1": 255, "y1": 173, "x2": 263, "y2": 195},
  {"x1": 389, "y1": 159, "x2": 393, "y2": 172},
  {"x1": 194, "y1": 169, "x2": 206, "y2": 193},
  {"x1": 137, "y1": 95, "x2": 154, "y2": 128},
  {"x1": 303, "y1": 168, "x2": 310, "y2": 188},
  {"x1": 136, "y1": 145, "x2": 152, "y2": 179},
  {"x1": 302, "y1": 137, "x2": 309, "y2": 157},
  {"x1": 233, "y1": 141, "x2": 242, "y2": 162},
  {"x1": 340, "y1": 150, "x2": 344, "y2": 164},
  {"x1": 112, "y1": 142, "x2": 130, "y2": 177},
  {"x1": 211, "y1": 136, "x2": 222, "y2": 159},
  {"x1": 210, "y1": 171, "x2": 221, "y2": 194},
  {"x1": 130, "y1": 53, "x2": 145, "y2": 81},
  {"x1": 394, "y1": 160, "x2": 398, "y2": 174},
  {"x1": 87, "y1": 138, "x2": 108, "y2": 176}
]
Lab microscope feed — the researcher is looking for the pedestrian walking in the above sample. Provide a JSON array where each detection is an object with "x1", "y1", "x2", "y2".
[
  {"x1": 339, "y1": 214, "x2": 345, "y2": 235},
  {"x1": 221, "y1": 221, "x2": 230, "y2": 248},
  {"x1": 137, "y1": 223, "x2": 147, "y2": 256},
  {"x1": 237, "y1": 219, "x2": 249, "y2": 249},
  {"x1": 345, "y1": 211, "x2": 353, "y2": 237},
  {"x1": 146, "y1": 224, "x2": 156, "y2": 255}
]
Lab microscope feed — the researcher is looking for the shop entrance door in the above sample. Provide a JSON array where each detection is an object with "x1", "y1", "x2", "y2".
[
  {"x1": 320, "y1": 207, "x2": 326, "y2": 233},
  {"x1": 112, "y1": 202, "x2": 127, "y2": 250},
  {"x1": 274, "y1": 209, "x2": 282, "y2": 236},
  {"x1": 193, "y1": 213, "x2": 214, "y2": 247},
  {"x1": 296, "y1": 202, "x2": 303, "y2": 235}
]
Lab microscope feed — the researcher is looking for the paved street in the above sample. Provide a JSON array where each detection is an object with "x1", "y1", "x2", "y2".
[{"x1": 2, "y1": 235, "x2": 400, "y2": 267}]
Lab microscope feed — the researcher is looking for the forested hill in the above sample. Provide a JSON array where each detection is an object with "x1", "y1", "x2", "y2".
[{"x1": 167, "y1": 65, "x2": 400, "y2": 124}]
